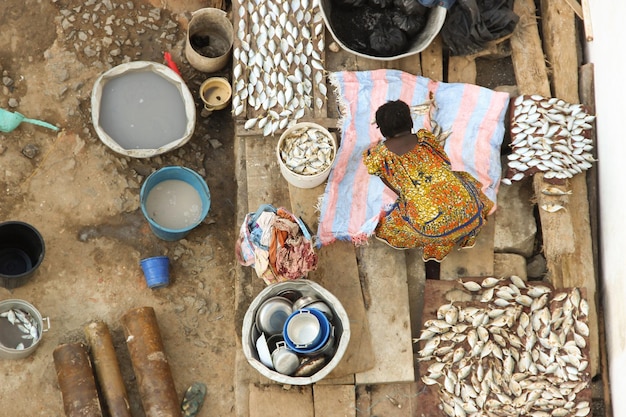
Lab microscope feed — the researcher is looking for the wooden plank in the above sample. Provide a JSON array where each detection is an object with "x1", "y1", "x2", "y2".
[
  {"x1": 420, "y1": 35, "x2": 444, "y2": 81},
  {"x1": 447, "y1": 55, "x2": 477, "y2": 84},
  {"x1": 581, "y1": 0, "x2": 594, "y2": 41},
  {"x1": 563, "y1": 0, "x2": 584, "y2": 19},
  {"x1": 539, "y1": 0, "x2": 599, "y2": 377},
  {"x1": 540, "y1": 0, "x2": 579, "y2": 99},
  {"x1": 439, "y1": 218, "x2": 495, "y2": 280},
  {"x1": 362, "y1": 383, "x2": 430, "y2": 417},
  {"x1": 313, "y1": 384, "x2": 356, "y2": 417},
  {"x1": 288, "y1": 185, "x2": 377, "y2": 378},
  {"x1": 249, "y1": 384, "x2": 314, "y2": 417},
  {"x1": 510, "y1": 0, "x2": 551, "y2": 97},
  {"x1": 245, "y1": 137, "x2": 291, "y2": 210},
  {"x1": 355, "y1": 238, "x2": 414, "y2": 384}
]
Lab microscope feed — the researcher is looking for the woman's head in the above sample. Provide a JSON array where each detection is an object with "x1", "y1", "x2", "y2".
[{"x1": 375, "y1": 100, "x2": 413, "y2": 138}]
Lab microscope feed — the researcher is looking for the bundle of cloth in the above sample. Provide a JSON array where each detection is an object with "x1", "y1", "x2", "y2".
[
  {"x1": 236, "y1": 204, "x2": 318, "y2": 285},
  {"x1": 316, "y1": 69, "x2": 510, "y2": 247}
]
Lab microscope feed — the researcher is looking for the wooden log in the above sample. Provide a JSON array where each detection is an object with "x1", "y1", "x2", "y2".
[
  {"x1": 84, "y1": 321, "x2": 132, "y2": 417},
  {"x1": 120, "y1": 307, "x2": 181, "y2": 417},
  {"x1": 53, "y1": 342, "x2": 104, "y2": 417}
]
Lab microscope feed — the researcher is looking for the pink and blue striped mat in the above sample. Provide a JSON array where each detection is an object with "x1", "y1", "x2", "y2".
[{"x1": 316, "y1": 69, "x2": 510, "y2": 247}]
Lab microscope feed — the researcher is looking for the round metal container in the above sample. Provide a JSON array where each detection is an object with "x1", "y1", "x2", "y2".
[
  {"x1": 242, "y1": 280, "x2": 351, "y2": 385},
  {"x1": 0, "y1": 299, "x2": 49, "y2": 359},
  {"x1": 255, "y1": 296, "x2": 293, "y2": 336},
  {"x1": 271, "y1": 341, "x2": 300, "y2": 376}
]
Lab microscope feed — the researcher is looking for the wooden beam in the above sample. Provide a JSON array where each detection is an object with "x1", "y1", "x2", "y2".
[
  {"x1": 581, "y1": 0, "x2": 594, "y2": 41},
  {"x1": 563, "y1": 0, "x2": 583, "y2": 19}
]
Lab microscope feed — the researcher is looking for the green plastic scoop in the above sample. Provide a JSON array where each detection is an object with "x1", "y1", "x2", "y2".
[{"x1": 0, "y1": 108, "x2": 59, "y2": 133}]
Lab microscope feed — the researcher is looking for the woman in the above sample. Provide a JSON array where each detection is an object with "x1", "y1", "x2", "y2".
[{"x1": 363, "y1": 100, "x2": 494, "y2": 263}]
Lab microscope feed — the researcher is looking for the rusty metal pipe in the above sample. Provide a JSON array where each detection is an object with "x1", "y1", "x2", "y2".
[
  {"x1": 53, "y1": 342, "x2": 104, "y2": 417},
  {"x1": 84, "y1": 321, "x2": 132, "y2": 417},
  {"x1": 121, "y1": 306, "x2": 181, "y2": 417}
]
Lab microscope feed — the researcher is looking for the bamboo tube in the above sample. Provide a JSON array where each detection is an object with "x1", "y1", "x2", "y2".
[
  {"x1": 84, "y1": 321, "x2": 132, "y2": 417},
  {"x1": 121, "y1": 306, "x2": 181, "y2": 417},
  {"x1": 53, "y1": 342, "x2": 103, "y2": 417}
]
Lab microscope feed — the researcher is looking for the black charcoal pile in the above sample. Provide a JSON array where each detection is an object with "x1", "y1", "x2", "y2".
[{"x1": 329, "y1": 0, "x2": 430, "y2": 57}]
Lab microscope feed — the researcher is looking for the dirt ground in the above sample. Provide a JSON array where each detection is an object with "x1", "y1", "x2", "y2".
[{"x1": 1, "y1": 1, "x2": 240, "y2": 416}]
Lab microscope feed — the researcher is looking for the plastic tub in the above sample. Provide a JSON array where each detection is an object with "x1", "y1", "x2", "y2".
[
  {"x1": 140, "y1": 166, "x2": 211, "y2": 241},
  {"x1": 91, "y1": 61, "x2": 196, "y2": 158},
  {"x1": 0, "y1": 221, "x2": 45, "y2": 289},
  {"x1": 276, "y1": 122, "x2": 337, "y2": 189},
  {"x1": 242, "y1": 280, "x2": 350, "y2": 385},
  {"x1": 319, "y1": 0, "x2": 447, "y2": 61}
]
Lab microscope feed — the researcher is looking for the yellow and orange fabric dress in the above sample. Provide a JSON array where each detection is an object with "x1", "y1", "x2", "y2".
[{"x1": 363, "y1": 129, "x2": 494, "y2": 262}]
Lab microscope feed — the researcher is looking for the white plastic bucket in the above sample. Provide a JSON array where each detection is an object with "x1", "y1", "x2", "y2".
[
  {"x1": 319, "y1": 0, "x2": 447, "y2": 61},
  {"x1": 276, "y1": 122, "x2": 337, "y2": 189},
  {"x1": 0, "y1": 299, "x2": 50, "y2": 359},
  {"x1": 242, "y1": 280, "x2": 351, "y2": 385}
]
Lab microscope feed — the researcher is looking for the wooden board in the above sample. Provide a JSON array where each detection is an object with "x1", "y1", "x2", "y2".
[
  {"x1": 288, "y1": 184, "x2": 376, "y2": 378},
  {"x1": 249, "y1": 384, "x2": 314, "y2": 417},
  {"x1": 440, "y1": 211, "x2": 496, "y2": 280},
  {"x1": 313, "y1": 384, "x2": 356, "y2": 417},
  {"x1": 510, "y1": 0, "x2": 599, "y2": 376},
  {"x1": 417, "y1": 278, "x2": 592, "y2": 416},
  {"x1": 354, "y1": 382, "x2": 433, "y2": 417},
  {"x1": 355, "y1": 238, "x2": 414, "y2": 384},
  {"x1": 245, "y1": 137, "x2": 291, "y2": 210}
]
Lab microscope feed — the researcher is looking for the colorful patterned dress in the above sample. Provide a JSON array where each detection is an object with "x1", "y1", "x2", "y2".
[{"x1": 363, "y1": 129, "x2": 494, "y2": 262}]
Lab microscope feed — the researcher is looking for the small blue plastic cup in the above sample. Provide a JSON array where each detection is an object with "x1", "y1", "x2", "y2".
[{"x1": 140, "y1": 256, "x2": 170, "y2": 289}]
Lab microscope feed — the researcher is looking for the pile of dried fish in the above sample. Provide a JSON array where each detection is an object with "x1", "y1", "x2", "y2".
[
  {"x1": 417, "y1": 276, "x2": 591, "y2": 417},
  {"x1": 279, "y1": 125, "x2": 335, "y2": 176},
  {"x1": 502, "y1": 95, "x2": 596, "y2": 185},
  {"x1": 234, "y1": 0, "x2": 327, "y2": 137},
  {"x1": 0, "y1": 308, "x2": 39, "y2": 350}
]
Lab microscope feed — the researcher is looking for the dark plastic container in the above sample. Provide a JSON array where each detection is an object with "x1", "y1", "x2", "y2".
[{"x1": 0, "y1": 221, "x2": 45, "y2": 289}]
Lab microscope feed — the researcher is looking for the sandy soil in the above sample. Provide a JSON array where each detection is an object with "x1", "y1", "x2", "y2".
[{"x1": 0, "y1": 1, "x2": 239, "y2": 416}]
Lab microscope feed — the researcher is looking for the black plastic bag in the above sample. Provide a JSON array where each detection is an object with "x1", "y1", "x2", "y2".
[
  {"x1": 441, "y1": 0, "x2": 519, "y2": 56},
  {"x1": 369, "y1": 25, "x2": 408, "y2": 56},
  {"x1": 391, "y1": 9, "x2": 427, "y2": 37},
  {"x1": 332, "y1": 0, "x2": 368, "y2": 8},
  {"x1": 394, "y1": 0, "x2": 428, "y2": 15},
  {"x1": 370, "y1": 0, "x2": 395, "y2": 8}
]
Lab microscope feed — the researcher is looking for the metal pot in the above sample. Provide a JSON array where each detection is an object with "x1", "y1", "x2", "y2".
[{"x1": 255, "y1": 296, "x2": 293, "y2": 336}]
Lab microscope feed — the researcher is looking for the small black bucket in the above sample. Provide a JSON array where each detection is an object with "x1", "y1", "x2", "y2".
[{"x1": 0, "y1": 221, "x2": 45, "y2": 290}]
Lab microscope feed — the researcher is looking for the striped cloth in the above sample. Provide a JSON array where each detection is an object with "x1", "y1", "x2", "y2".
[{"x1": 316, "y1": 69, "x2": 510, "y2": 247}]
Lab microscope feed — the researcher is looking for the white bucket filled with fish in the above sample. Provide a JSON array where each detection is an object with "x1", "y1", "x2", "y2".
[
  {"x1": 91, "y1": 61, "x2": 196, "y2": 158},
  {"x1": 0, "y1": 299, "x2": 49, "y2": 359},
  {"x1": 277, "y1": 122, "x2": 337, "y2": 189}
]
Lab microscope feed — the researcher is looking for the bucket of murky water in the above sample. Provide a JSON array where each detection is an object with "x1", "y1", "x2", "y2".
[
  {"x1": 0, "y1": 221, "x2": 45, "y2": 290},
  {"x1": 185, "y1": 8, "x2": 233, "y2": 73},
  {"x1": 140, "y1": 166, "x2": 211, "y2": 241},
  {"x1": 0, "y1": 299, "x2": 50, "y2": 359}
]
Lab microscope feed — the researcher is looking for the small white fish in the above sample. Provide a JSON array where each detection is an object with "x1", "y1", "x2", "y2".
[
  {"x1": 541, "y1": 203, "x2": 567, "y2": 213},
  {"x1": 542, "y1": 186, "x2": 572, "y2": 196}
]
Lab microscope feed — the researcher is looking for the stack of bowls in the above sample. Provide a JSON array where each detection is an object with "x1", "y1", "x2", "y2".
[{"x1": 283, "y1": 308, "x2": 332, "y2": 355}]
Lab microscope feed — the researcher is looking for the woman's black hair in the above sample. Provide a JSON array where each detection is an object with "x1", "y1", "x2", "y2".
[{"x1": 375, "y1": 100, "x2": 413, "y2": 138}]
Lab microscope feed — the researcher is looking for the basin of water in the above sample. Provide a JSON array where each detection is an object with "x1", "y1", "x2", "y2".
[{"x1": 91, "y1": 61, "x2": 196, "y2": 158}]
